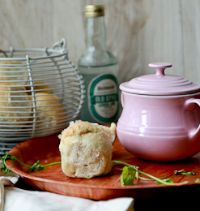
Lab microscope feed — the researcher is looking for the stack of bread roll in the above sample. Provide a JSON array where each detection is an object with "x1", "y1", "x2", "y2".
[
  {"x1": 0, "y1": 60, "x2": 32, "y2": 125},
  {"x1": 0, "y1": 60, "x2": 66, "y2": 137},
  {"x1": 34, "y1": 92, "x2": 66, "y2": 135}
]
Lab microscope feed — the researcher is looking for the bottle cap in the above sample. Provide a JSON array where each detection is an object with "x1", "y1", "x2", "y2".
[{"x1": 85, "y1": 5, "x2": 105, "y2": 18}]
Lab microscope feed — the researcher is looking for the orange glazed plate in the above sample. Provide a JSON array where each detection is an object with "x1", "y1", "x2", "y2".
[{"x1": 6, "y1": 135, "x2": 200, "y2": 200}]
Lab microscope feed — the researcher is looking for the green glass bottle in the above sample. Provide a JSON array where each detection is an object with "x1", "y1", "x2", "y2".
[{"x1": 78, "y1": 4, "x2": 119, "y2": 124}]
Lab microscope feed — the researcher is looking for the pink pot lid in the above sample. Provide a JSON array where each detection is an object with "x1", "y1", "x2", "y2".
[{"x1": 120, "y1": 63, "x2": 200, "y2": 96}]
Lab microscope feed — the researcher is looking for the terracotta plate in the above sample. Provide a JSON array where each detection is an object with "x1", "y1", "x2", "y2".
[{"x1": 6, "y1": 135, "x2": 200, "y2": 200}]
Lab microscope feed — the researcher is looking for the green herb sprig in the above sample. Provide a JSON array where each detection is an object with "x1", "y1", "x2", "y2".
[
  {"x1": 113, "y1": 160, "x2": 187, "y2": 186},
  {"x1": 0, "y1": 153, "x2": 61, "y2": 174},
  {"x1": 1, "y1": 154, "x2": 17, "y2": 174},
  {"x1": 174, "y1": 169, "x2": 197, "y2": 176}
]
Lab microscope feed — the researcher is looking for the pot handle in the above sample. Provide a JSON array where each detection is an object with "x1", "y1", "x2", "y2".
[{"x1": 185, "y1": 98, "x2": 200, "y2": 139}]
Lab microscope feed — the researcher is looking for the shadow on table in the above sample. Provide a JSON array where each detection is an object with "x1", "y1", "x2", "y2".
[{"x1": 134, "y1": 185, "x2": 200, "y2": 211}]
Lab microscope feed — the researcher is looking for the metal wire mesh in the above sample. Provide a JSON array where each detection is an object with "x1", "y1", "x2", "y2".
[{"x1": 0, "y1": 39, "x2": 84, "y2": 155}]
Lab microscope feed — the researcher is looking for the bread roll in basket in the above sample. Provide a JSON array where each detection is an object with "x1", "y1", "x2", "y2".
[{"x1": 0, "y1": 40, "x2": 84, "y2": 154}]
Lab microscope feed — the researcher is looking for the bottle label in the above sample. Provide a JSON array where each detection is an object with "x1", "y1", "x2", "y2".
[{"x1": 88, "y1": 74, "x2": 119, "y2": 123}]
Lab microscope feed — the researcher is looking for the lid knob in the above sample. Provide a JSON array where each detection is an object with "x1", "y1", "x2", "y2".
[{"x1": 149, "y1": 63, "x2": 172, "y2": 76}]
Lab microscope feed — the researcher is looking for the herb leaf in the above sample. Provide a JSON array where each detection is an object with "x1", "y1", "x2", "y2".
[
  {"x1": 1, "y1": 153, "x2": 17, "y2": 173},
  {"x1": 174, "y1": 169, "x2": 197, "y2": 176},
  {"x1": 120, "y1": 166, "x2": 136, "y2": 186},
  {"x1": 30, "y1": 160, "x2": 45, "y2": 172}
]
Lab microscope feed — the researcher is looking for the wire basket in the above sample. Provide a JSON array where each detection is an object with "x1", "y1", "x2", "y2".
[{"x1": 0, "y1": 39, "x2": 84, "y2": 155}]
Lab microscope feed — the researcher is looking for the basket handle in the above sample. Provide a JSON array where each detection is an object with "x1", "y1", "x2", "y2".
[
  {"x1": 46, "y1": 39, "x2": 68, "y2": 58},
  {"x1": 52, "y1": 39, "x2": 66, "y2": 50}
]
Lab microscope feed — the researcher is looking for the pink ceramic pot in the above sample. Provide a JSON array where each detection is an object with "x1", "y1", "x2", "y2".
[{"x1": 117, "y1": 63, "x2": 200, "y2": 161}]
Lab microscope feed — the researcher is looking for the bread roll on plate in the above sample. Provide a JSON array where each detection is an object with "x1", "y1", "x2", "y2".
[{"x1": 58, "y1": 120, "x2": 116, "y2": 178}]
